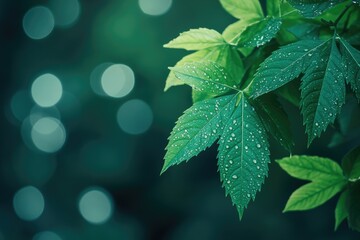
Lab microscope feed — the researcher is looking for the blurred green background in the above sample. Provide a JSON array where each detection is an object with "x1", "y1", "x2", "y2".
[{"x1": 1, "y1": 0, "x2": 359, "y2": 239}]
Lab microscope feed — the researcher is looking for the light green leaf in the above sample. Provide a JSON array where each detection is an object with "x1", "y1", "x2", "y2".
[
  {"x1": 335, "y1": 189, "x2": 349, "y2": 230},
  {"x1": 284, "y1": 179, "x2": 347, "y2": 211},
  {"x1": 277, "y1": 155, "x2": 344, "y2": 181},
  {"x1": 218, "y1": 93, "x2": 270, "y2": 218},
  {"x1": 162, "y1": 94, "x2": 237, "y2": 173},
  {"x1": 238, "y1": 16, "x2": 282, "y2": 48},
  {"x1": 220, "y1": 0, "x2": 264, "y2": 20},
  {"x1": 287, "y1": 0, "x2": 345, "y2": 18},
  {"x1": 253, "y1": 94, "x2": 294, "y2": 152},
  {"x1": 170, "y1": 61, "x2": 238, "y2": 99},
  {"x1": 340, "y1": 38, "x2": 360, "y2": 101},
  {"x1": 300, "y1": 38, "x2": 345, "y2": 144},
  {"x1": 164, "y1": 28, "x2": 225, "y2": 50},
  {"x1": 341, "y1": 146, "x2": 360, "y2": 182},
  {"x1": 249, "y1": 39, "x2": 327, "y2": 98}
]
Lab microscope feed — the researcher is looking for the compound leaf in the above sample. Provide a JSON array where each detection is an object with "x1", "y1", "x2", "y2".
[
  {"x1": 220, "y1": 0, "x2": 264, "y2": 20},
  {"x1": 218, "y1": 93, "x2": 270, "y2": 218},
  {"x1": 162, "y1": 94, "x2": 237, "y2": 173},
  {"x1": 249, "y1": 39, "x2": 327, "y2": 98},
  {"x1": 277, "y1": 155, "x2": 344, "y2": 181},
  {"x1": 300, "y1": 38, "x2": 345, "y2": 144},
  {"x1": 284, "y1": 179, "x2": 347, "y2": 211},
  {"x1": 164, "y1": 28, "x2": 225, "y2": 50}
]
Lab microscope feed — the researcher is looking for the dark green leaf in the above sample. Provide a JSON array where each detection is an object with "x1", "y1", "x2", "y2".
[
  {"x1": 218, "y1": 93, "x2": 270, "y2": 218},
  {"x1": 288, "y1": 0, "x2": 345, "y2": 18},
  {"x1": 284, "y1": 179, "x2": 347, "y2": 211},
  {"x1": 342, "y1": 146, "x2": 360, "y2": 182},
  {"x1": 250, "y1": 39, "x2": 327, "y2": 98},
  {"x1": 170, "y1": 61, "x2": 238, "y2": 99},
  {"x1": 164, "y1": 28, "x2": 225, "y2": 50},
  {"x1": 238, "y1": 16, "x2": 282, "y2": 48},
  {"x1": 277, "y1": 155, "x2": 344, "y2": 181},
  {"x1": 300, "y1": 38, "x2": 345, "y2": 144},
  {"x1": 348, "y1": 182, "x2": 360, "y2": 231},
  {"x1": 253, "y1": 94, "x2": 294, "y2": 152},
  {"x1": 220, "y1": 0, "x2": 263, "y2": 20},
  {"x1": 340, "y1": 38, "x2": 360, "y2": 101},
  {"x1": 275, "y1": 79, "x2": 301, "y2": 107},
  {"x1": 335, "y1": 189, "x2": 349, "y2": 230},
  {"x1": 162, "y1": 94, "x2": 237, "y2": 173}
]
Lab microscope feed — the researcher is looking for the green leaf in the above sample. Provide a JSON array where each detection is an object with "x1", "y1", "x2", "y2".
[
  {"x1": 284, "y1": 179, "x2": 347, "y2": 211},
  {"x1": 220, "y1": 0, "x2": 264, "y2": 20},
  {"x1": 340, "y1": 38, "x2": 360, "y2": 101},
  {"x1": 342, "y1": 146, "x2": 360, "y2": 182},
  {"x1": 222, "y1": 18, "x2": 259, "y2": 45},
  {"x1": 253, "y1": 94, "x2": 294, "y2": 152},
  {"x1": 287, "y1": 0, "x2": 345, "y2": 18},
  {"x1": 286, "y1": 22, "x2": 320, "y2": 40},
  {"x1": 164, "y1": 28, "x2": 225, "y2": 50},
  {"x1": 277, "y1": 155, "x2": 344, "y2": 181},
  {"x1": 165, "y1": 45, "x2": 245, "y2": 91},
  {"x1": 267, "y1": 0, "x2": 281, "y2": 17},
  {"x1": 165, "y1": 50, "x2": 212, "y2": 91},
  {"x1": 162, "y1": 94, "x2": 237, "y2": 173},
  {"x1": 250, "y1": 39, "x2": 327, "y2": 98},
  {"x1": 335, "y1": 189, "x2": 349, "y2": 230},
  {"x1": 218, "y1": 93, "x2": 270, "y2": 218},
  {"x1": 238, "y1": 16, "x2": 282, "y2": 48},
  {"x1": 170, "y1": 61, "x2": 238, "y2": 99},
  {"x1": 300, "y1": 38, "x2": 345, "y2": 144}
]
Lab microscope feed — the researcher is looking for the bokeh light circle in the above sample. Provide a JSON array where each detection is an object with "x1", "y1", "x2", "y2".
[
  {"x1": 116, "y1": 99, "x2": 153, "y2": 135},
  {"x1": 31, "y1": 74, "x2": 63, "y2": 107},
  {"x1": 138, "y1": 0, "x2": 172, "y2": 16},
  {"x1": 49, "y1": 0, "x2": 81, "y2": 27},
  {"x1": 101, "y1": 64, "x2": 135, "y2": 98},
  {"x1": 31, "y1": 117, "x2": 66, "y2": 153},
  {"x1": 23, "y1": 6, "x2": 55, "y2": 40},
  {"x1": 78, "y1": 187, "x2": 113, "y2": 224},
  {"x1": 33, "y1": 231, "x2": 62, "y2": 240},
  {"x1": 13, "y1": 186, "x2": 45, "y2": 221}
]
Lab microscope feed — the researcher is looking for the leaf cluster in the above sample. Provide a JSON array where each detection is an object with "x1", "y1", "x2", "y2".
[
  {"x1": 277, "y1": 146, "x2": 360, "y2": 230},
  {"x1": 162, "y1": 0, "x2": 360, "y2": 228}
]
